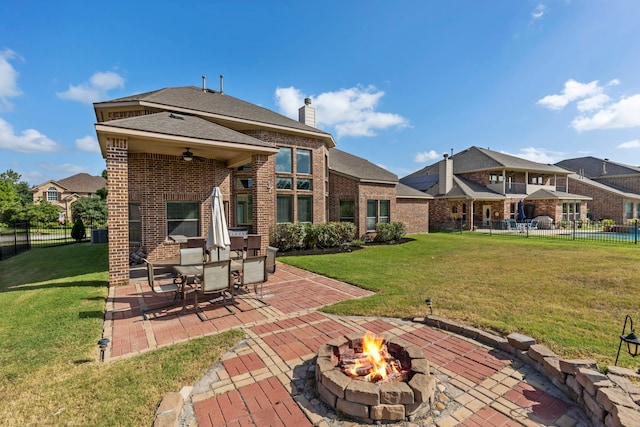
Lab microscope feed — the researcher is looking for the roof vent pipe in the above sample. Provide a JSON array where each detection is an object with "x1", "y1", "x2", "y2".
[
  {"x1": 220, "y1": 75, "x2": 224, "y2": 94},
  {"x1": 202, "y1": 75, "x2": 206, "y2": 92}
]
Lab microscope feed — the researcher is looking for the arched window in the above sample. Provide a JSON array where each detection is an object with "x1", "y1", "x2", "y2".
[{"x1": 46, "y1": 186, "x2": 58, "y2": 202}]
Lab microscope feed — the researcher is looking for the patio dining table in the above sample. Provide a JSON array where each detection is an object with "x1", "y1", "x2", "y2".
[{"x1": 172, "y1": 262, "x2": 244, "y2": 313}]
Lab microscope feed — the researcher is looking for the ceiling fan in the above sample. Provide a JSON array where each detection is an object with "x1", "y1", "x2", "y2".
[{"x1": 181, "y1": 147, "x2": 204, "y2": 162}]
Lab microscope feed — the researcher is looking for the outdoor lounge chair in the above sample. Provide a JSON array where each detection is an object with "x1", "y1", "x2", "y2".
[
  {"x1": 193, "y1": 259, "x2": 234, "y2": 321},
  {"x1": 527, "y1": 220, "x2": 539, "y2": 230},
  {"x1": 141, "y1": 258, "x2": 183, "y2": 319}
]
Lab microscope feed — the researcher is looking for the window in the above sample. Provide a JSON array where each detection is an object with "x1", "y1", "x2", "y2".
[
  {"x1": 167, "y1": 201, "x2": 200, "y2": 237},
  {"x1": 296, "y1": 149, "x2": 311, "y2": 174},
  {"x1": 366, "y1": 200, "x2": 378, "y2": 231},
  {"x1": 379, "y1": 200, "x2": 390, "y2": 223},
  {"x1": 510, "y1": 202, "x2": 516, "y2": 220},
  {"x1": 235, "y1": 177, "x2": 252, "y2": 189},
  {"x1": 276, "y1": 177, "x2": 292, "y2": 189},
  {"x1": 129, "y1": 202, "x2": 141, "y2": 243},
  {"x1": 339, "y1": 200, "x2": 355, "y2": 223},
  {"x1": 276, "y1": 147, "x2": 292, "y2": 172},
  {"x1": 46, "y1": 186, "x2": 58, "y2": 202},
  {"x1": 236, "y1": 194, "x2": 252, "y2": 226},
  {"x1": 461, "y1": 203, "x2": 467, "y2": 221},
  {"x1": 296, "y1": 178, "x2": 312, "y2": 190},
  {"x1": 626, "y1": 202, "x2": 634, "y2": 220},
  {"x1": 277, "y1": 195, "x2": 293, "y2": 223},
  {"x1": 297, "y1": 196, "x2": 313, "y2": 223}
]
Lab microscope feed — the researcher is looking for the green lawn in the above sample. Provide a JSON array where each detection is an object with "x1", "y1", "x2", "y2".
[
  {"x1": 0, "y1": 243, "x2": 243, "y2": 426},
  {"x1": 279, "y1": 233, "x2": 640, "y2": 369}
]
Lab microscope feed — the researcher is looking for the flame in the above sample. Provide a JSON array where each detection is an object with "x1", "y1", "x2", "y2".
[{"x1": 344, "y1": 332, "x2": 400, "y2": 382}]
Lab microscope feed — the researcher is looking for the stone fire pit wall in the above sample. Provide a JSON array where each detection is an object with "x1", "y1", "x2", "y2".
[{"x1": 315, "y1": 333, "x2": 437, "y2": 423}]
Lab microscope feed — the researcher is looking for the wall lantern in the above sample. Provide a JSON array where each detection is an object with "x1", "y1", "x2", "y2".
[{"x1": 615, "y1": 315, "x2": 640, "y2": 366}]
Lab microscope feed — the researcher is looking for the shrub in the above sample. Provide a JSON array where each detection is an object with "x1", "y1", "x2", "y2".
[
  {"x1": 269, "y1": 222, "x2": 357, "y2": 251},
  {"x1": 374, "y1": 221, "x2": 406, "y2": 243},
  {"x1": 71, "y1": 219, "x2": 86, "y2": 242}
]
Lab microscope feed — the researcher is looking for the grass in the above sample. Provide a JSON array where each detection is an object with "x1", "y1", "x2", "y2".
[
  {"x1": 279, "y1": 233, "x2": 640, "y2": 369},
  {"x1": 0, "y1": 243, "x2": 244, "y2": 426}
]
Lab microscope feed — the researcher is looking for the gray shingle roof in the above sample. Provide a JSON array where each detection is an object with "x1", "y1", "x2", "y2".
[
  {"x1": 396, "y1": 182, "x2": 433, "y2": 199},
  {"x1": 525, "y1": 188, "x2": 591, "y2": 201},
  {"x1": 328, "y1": 148, "x2": 398, "y2": 183},
  {"x1": 97, "y1": 86, "x2": 332, "y2": 138},
  {"x1": 453, "y1": 146, "x2": 569, "y2": 174},
  {"x1": 98, "y1": 112, "x2": 275, "y2": 148},
  {"x1": 556, "y1": 157, "x2": 640, "y2": 178}
]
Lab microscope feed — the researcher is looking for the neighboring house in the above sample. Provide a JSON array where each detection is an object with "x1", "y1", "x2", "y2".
[
  {"x1": 31, "y1": 173, "x2": 107, "y2": 222},
  {"x1": 556, "y1": 157, "x2": 640, "y2": 224},
  {"x1": 93, "y1": 85, "x2": 430, "y2": 286},
  {"x1": 401, "y1": 146, "x2": 591, "y2": 230}
]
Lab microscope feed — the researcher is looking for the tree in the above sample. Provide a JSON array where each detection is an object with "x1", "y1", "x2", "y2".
[
  {"x1": 71, "y1": 218, "x2": 86, "y2": 242},
  {"x1": 0, "y1": 170, "x2": 34, "y2": 224},
  {"x1": 71, "y1": 196, "x2": 107, "y2": 226}
]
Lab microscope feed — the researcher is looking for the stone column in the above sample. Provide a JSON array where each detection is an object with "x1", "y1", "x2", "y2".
[{"x1": 106, "y1": 137, "x2": 129, "y2": 286}]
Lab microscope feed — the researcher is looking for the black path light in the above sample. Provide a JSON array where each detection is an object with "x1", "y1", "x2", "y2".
[
  {"x1": 98, "y1": 338, "x2": 110, "y2": 363},
  {"x1": 425, "y1": 298, "x2": 433, "y2": 315},
  {"x1": 615, "y1": 315, "x2": 640, "y2": 366}
]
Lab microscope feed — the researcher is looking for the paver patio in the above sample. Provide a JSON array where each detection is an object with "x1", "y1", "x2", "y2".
[{"x1": 103, "y1": 263, "x2": 591, "y2": 426}]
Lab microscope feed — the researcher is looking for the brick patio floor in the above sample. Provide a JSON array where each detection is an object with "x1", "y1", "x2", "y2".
[{"x1": 103, "y1": 263, "x2": 591, "y2": 426}]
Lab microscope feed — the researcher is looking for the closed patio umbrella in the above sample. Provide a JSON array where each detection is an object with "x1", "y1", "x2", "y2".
[
  {"x1": 206, "y1": 187, "x2": 231, "y2": 260},
  {"x1": 517, "y1": 200, "x2": 525, "y2": 221}
]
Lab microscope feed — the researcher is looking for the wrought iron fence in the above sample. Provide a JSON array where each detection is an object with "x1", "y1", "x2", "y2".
[
  {"x1": 0, "y1": 220, "x2": 97, "y2": 260},
  {"x1": 472, "y1": 220, "x2": 640, "y2": 244}
]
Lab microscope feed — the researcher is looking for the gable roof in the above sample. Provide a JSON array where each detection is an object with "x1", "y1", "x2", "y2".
[
  {"x1": 525, "y1": 188, "x2": 592, "y2": 201},
  {"x1": 328, "y1": 148, "x2": 398, "y2": 184},
  {"x1": 396, "y1": 183, "x2": 433, "y2": 199},
  {"x1": 556, "y1": 156, "x2": 640, "y2": 179},
  {"x1": 32, "y1": 173, "x2": 106, "y2": 194},
  {"x1": 95, "y1": 86, "x2": 335, "y2": 147}
]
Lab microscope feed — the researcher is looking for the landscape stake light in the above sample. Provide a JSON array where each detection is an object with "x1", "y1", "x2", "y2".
[
  {"x1": 425, "y1": 298, "x2": 433, "y2": 315},
  {"x1": 615, "y1": 315, "x2": 640, "y2": 366},
  {"x1": 98, "y1": 338, "x2": 110, "y2": 363}
]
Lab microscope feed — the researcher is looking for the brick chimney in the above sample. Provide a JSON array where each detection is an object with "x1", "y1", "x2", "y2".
[
  {"x1": 298, "y1": 98, "x2": 316, "y2": 127},
  {"x1": 438, "y1": 153, "x2": 453, "y2": 195}
]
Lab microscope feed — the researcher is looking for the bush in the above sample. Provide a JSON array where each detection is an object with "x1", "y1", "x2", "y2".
[
  {"x1": 71, "y1": 219, "x2": 86, "y2": 242},
  {"x1": 269, "y1": 222, "x2": 357, "y2": 251},
  {"x1": 374, "y1": 222, "x2": 406, "y2": 243}
]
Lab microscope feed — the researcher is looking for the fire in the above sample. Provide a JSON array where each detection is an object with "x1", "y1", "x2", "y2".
[{"x1": 341, "y1": 332, "x2": 401, "y2": 382}]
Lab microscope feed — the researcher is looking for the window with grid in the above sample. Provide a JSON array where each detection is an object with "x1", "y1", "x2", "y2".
[
  {"x1": 46, "y1": 186, "x2": 58, "y2": 202},
  {"x1": 167, "y1": 201, "x2": 200, "y2": 237},
  {"x1": 129, "y1": 202, "x2": 141, "y2": 243},
  {"x1": 236, "y1": 194, "x2": 253, "y2": 227},
  {"x1": 277, "y1": 195, "x2": 293, "y2": 223}
]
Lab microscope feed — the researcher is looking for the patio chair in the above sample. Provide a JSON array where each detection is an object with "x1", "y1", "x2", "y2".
[
  {"x1": 141, "y1": 258, "x2": 182, "y2": 319},
  {"x1": 246, "y1": 234, "x2": 261, "y2": 256},
  {"x1": 239, "y1": 255, "x2": 269, "y2": 307},
  {"x1": 193, "y1": 259, "x2": 234, "y2": 321},
  {"x1": 528, "y1": 219, "x2": 539, "y2": 230},
  {"x1": 266, "y1": 246, "x2": 278, "y2": 274},
  {"x1": 229, "y1": 235, "x2": 245, "y2": 260},
  {"x1": 180, "y1": 247, "x2": 204, "y2": 265}
]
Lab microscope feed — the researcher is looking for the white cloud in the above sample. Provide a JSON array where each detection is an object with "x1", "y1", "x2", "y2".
[
  {"x1": 502, "y1": 147, "x2": 564, "y2": 164},
  {"x1": 537, "y1": 79, "x2": 602, "y2": 111},
  {"x1": 275, "y1": 85, "x2": 408, "y2": 138},
  {"x1": 0, "y1": 118, "x2": 60, "y2": 152},
  {"x1": 38, "y1": 162, "x2": 87, "y2": 175},
  {"x1": 0, "y1": 49, "x2": 23, "y2": 111},
  {"x1": 618, "y1": 139, "x2": 640, "y2": 149},
  {"x1": 75, "y1": 135, "x2": 100, "y2": 153},
  {"x1": 571, "y1": 94, "x2": 640, "y2": 131},
  {"x1": 414, "y1": 150, "x2": 441, "y2": 163},
  {"x1": 531, "y1": 4, "x2": 546, "y2": 21},
  {"x1": 577, "y1": 94, "x2": 610, "y2": 112},
  {"x1": 57, "y1": 71, "x2": 125, "y2": 104}
]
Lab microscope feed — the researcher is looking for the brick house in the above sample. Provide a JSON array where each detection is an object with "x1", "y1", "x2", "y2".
[
  {"x1": 93, "y1": 85, "x2": 430, "y2": 286},
  {"x1": 401, "y1": 146, "x2": 591, "y2": 230},
  {"x1": 556, "y1": 157, "x2": 640, "y2": 224},
  {"x1": 31, "y1": 173, "x2": 106, "y2": 222}
]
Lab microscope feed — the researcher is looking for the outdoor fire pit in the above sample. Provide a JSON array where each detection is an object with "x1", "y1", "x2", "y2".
[{"x1": 315, "y1": 332, "x2": 437, "y2": 423}]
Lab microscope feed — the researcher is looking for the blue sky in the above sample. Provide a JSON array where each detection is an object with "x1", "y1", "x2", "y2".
[{"x1": 2, "y1": 1, "x2": 640, "y2": 186}]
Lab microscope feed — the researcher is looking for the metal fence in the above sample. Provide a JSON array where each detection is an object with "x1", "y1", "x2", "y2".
[
  {"x1": 0, "y1": 220, "x2": 97, "y2": 260},
  {"x1": 470, "y1": 220, "x2": 640, "y2": 244}
]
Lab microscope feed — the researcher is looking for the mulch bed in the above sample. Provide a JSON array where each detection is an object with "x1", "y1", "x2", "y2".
[{"x1": 276, "y1": 238, "x2": 415, "y2": 257}]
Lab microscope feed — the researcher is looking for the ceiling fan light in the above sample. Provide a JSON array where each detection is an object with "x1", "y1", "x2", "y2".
[{"x1": 182, "y1": 148, "x2": 193, "y2": 161}]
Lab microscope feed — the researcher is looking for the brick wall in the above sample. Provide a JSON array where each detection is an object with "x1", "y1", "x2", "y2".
[
  {"x1": 396, "y1": 198, "x2": 429, "y2": 233},
  {"x1": 597, "y1": 175, "x2": 640, "y2": 194},
  {"x1": 106, "y1": 137, "x2": 130, "y2": 286}
]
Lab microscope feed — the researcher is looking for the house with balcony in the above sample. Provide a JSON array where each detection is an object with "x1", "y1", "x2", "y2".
[
  {"x1": 401, "y1": 146, "x2": 591, "y2": 230},
  {"x1": 31, "y1": 173, "x2": 106, "y2": 223},
  {"x1": 94, "y1": 85, "x2": 431, "y2": 286},
  {"x1": 556, "y1": 157, "x2": 640, "y2": 224}
]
